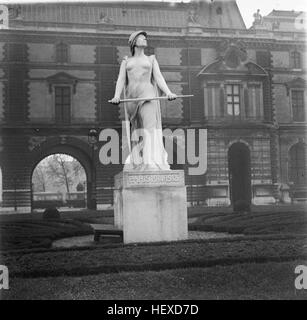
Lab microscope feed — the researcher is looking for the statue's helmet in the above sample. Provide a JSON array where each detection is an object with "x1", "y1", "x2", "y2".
[{"x1": 128, "y1": 30, "x2": 147, "y2": 56}]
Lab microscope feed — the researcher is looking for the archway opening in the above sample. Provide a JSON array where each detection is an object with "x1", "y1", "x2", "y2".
[
  {"x1": 31, "y1": 154, "x2": 87, "y2": 210},
  {"x1": 228, "y1": 142, "x2": 252, "y2": 209}
]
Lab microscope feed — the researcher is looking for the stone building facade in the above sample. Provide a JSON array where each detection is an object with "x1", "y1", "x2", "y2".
[{"x1": 0, "y1": 1, "x2": 306, "y2": 212}]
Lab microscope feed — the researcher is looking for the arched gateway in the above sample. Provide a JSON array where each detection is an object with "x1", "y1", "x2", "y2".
[
  {"x1": 228, "y1": 142, "x2": 252, "y2": 208},
  {"x1": 30, "y1": 137, "x2": 95, "y2": 210}
]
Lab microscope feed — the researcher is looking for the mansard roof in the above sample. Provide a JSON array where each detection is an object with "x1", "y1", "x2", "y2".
[
  {"x1": 267, "y1": 10, "x2": 303, "y2": 18},
  {"x1": 7, "y1": 1, "x2": 246, "y2": 30}
]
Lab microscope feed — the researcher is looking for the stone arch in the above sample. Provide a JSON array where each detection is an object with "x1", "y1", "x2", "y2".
[
  {"x1": 30, "y1": 136, "x2": 95, "y2": 209},
  {"x1": 227, "y1": 138, "x2": 251, "y2": 152},
  {"x1": 227, "y1": 141, "x2": 252, "y2": 207}
]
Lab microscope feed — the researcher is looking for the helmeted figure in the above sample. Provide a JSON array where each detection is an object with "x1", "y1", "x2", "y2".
[{"x1": 110, "y1": 31, "x2": 177, "y2": 171}]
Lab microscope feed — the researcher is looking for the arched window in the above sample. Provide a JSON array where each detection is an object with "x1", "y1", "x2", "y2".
[
  {"x1": 291, "y1": 51, "x2": 301, "y2": 69},
  {"x1": 289, "y1": 143, "x2": 307, "y2": 185}
]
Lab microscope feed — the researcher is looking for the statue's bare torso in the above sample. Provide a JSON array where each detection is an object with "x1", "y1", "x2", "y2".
[{"x1": 125, "y1": 55, "x2": 155, "y2": 99}]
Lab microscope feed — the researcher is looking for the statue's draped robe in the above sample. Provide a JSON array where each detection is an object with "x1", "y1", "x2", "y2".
[{"x1": 123, "y1": 55, "x2": 170, "y2": 171}]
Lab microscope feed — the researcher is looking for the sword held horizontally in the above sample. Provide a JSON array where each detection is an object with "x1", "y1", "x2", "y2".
[{"x1": 108, "y1": 94, "x2": 193, "y2": 104}]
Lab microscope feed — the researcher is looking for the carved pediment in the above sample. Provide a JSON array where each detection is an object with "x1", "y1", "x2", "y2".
[
  {"x1": 198, "y1": 39, "x2": 267, "y2": 78},
  {"x1": 46, "y1": 72, "x2": 78, "y2": 94},
  {"x1": 197, "y1": 59, "x2": 268, "y2": 77},
  {"x1": 218, "y1": 40, "x2": 247, "y2": 63}
]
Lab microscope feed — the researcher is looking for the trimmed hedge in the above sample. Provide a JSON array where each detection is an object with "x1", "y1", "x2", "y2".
[{"x1": 0, "y1": 219, "x2": 92, "y2": 251}]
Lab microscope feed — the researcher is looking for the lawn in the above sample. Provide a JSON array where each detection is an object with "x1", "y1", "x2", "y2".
[
  {"x1": 2, "y1": 236, "x2": 307, "y2": 278},
  {"x1": 189, "y1": 210, "x2": 307, "y2": 235},
  {"x1": 1, "y1": 208, "x2": 307, "y2": 300},
  {"x1": 2, "y1": 260, "x2": 307, "y2": 300},
  {"x1": 0, "y1": 209, "x2": 115, "y2": 251},
  {"x1": 1, "y1": 207, "x2": 306, "y2": 252}
]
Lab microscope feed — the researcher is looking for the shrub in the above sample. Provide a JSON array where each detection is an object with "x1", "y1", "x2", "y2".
[
  {"x1": 43, "y1": 207, "x2": 61, "y2": 220},
  {"x1": 233, "y1": 200, "x2": 250, "y2": 213}
]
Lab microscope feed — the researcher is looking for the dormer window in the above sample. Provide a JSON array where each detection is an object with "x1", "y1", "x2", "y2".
[
  {"x1": 56, "y1": 42, "x2": 69, "y2": 63},
  {"x1": 198, "y1": 40, "x2": 268, "y2": 123}
]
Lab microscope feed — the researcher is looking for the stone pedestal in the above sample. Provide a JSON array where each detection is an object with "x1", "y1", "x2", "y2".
[{"x1": 114, "y1": 170, "x2": 188, "y2": 244}]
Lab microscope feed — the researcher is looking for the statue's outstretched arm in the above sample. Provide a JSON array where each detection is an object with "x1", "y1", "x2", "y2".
[
  {"x1": 152, "y1": 56, "x2": 176, "y2": 100},
  {"x1": 110, "y1": 59, "x2": 126, "y2": 104}
]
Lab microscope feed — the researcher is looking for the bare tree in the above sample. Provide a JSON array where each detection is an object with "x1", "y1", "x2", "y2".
[
  {"x1": 32, "y1": 163, "x2": 47, "y2": 192},
  {"x1": 72, "y1": 158, "x2": 84, "y2": 176},
  {"x1": 32, "y1": 154, "x2": 86, "y2": 193},
  {"x1": 46, "y1": 154, "x2": 73, "y2": 193}
]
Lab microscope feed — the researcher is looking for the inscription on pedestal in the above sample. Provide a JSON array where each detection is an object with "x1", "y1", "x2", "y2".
[
  {"x1": 115, "y1": 170, "x2": 185, "y2": 189},
  {"x1": 128, "y1": 173, "x2": 180, "y2": 186}
]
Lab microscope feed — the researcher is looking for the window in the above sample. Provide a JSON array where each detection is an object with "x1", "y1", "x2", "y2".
[
  {"x1": 289, "y1": 143, "x2": 307, "y2": 185},
  {"x1": 245, "y1": 83, "x2": 263, "y2": 119},
  {"x1": 206, "y1": 83, "x2": 224, "y2": 119},
  {"x1": 226, "y1": 84, "x2": 240, "y2": 116},
  {"x1": 251, "y1": 140, "x2": 271, "y2": 183},
  {"x1": 55, "y1": 86, "x2": 71, "y2": 123},
  {"x1": 291, "y1": 51, "x2": 301, "y2": 69},
  {"x1": 208, "y1": 139, "x2": 228, "y2": 183},
  {"x1": 292, "y1": 90, "x2": 305, "y2": 122},
  {"x1": 56, "y1": 42, "x2": 68, "y2": 63}
]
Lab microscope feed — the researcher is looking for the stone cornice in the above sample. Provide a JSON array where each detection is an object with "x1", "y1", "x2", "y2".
[{"x1": 0, "y1": 29, "x2": 305, "y2": 51}]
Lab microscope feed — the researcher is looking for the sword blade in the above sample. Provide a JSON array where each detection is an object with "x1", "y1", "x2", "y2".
[{"x1": 108, "y1": 94, "x2": 194, "y2": 104}]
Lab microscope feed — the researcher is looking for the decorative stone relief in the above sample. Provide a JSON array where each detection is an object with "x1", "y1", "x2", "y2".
[{"x1": 28, "y1": 136, "x2": 47, "y2": 151}]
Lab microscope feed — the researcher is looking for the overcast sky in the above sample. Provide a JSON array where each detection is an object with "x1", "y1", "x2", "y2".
[
  {"x1": 1, "y1": 0, "x2": 306, "y2": 28},
  {"x1": 236, "y1": 0, "x2": 306, "y2": 27}
]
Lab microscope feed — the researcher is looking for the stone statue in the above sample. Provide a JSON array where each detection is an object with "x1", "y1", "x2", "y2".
[
  {"x1": 253, "y1": 9, "x2": 263, "y2": 26},
  {"x1": 188, "y1": 8, "x2": 198, "y2": 24},
  {"x1": 110, "y1": 31, "x2": 177, "y2": 171}
]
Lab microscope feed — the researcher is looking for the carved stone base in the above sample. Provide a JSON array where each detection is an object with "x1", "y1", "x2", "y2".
[{"x1": 114, "y1": 170, "x2": 188, "y2": 244}]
